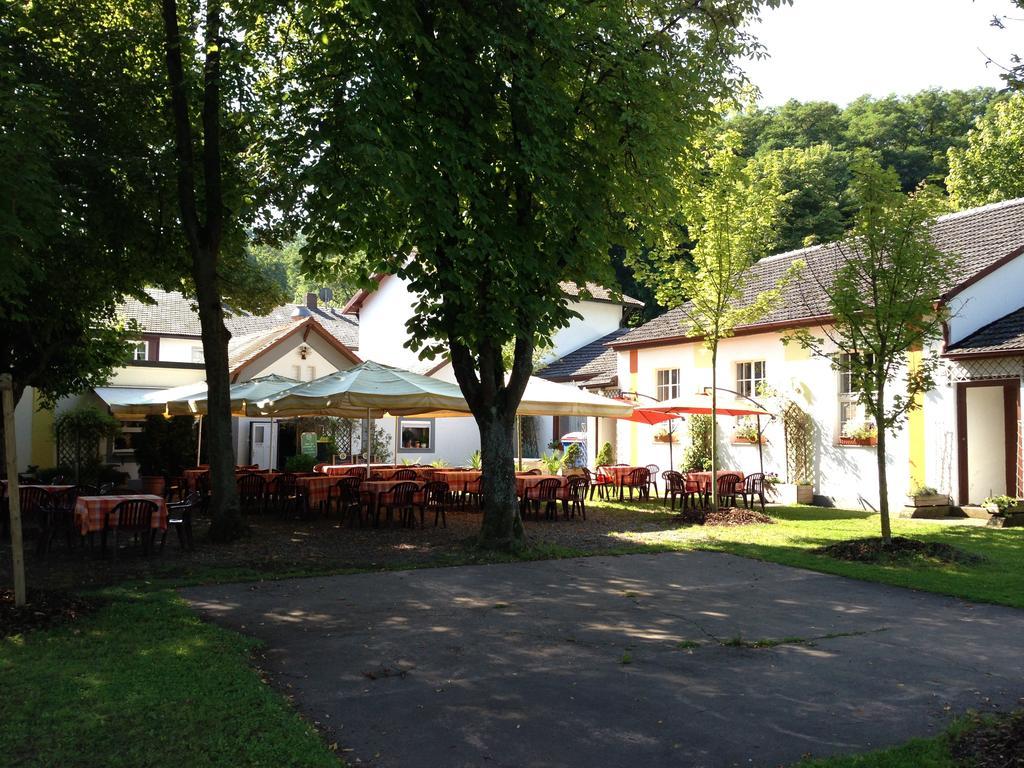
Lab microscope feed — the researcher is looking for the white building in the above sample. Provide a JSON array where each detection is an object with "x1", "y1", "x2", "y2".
[
  {"x1": 592, "y1": 198, "x2": 1024, "y2": 510},
  {"x1": 13, "y1": 279, "x2": 640, "y2": 474}
]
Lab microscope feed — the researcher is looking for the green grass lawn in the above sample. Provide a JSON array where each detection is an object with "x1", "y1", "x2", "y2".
[
  {"x1": 589, "y1": 500, "x2": 1024, "y2": 609},
  {"x1": 4, "y1": 500, "x2": 1022, "y2": 768},
  {"x1": 0, "y1": 589, "x2": 340, "y2": 768}
]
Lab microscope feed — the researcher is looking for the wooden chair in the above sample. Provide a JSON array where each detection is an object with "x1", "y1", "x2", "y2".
[
  {"x1": 621, "y1": 467, "x2": 651, "y2": 501},
  {"x1": 236, "y1": 473, "x2": 268, "y2": 514},
  {"x1": 104, "y1": 498, "x2": 159, "y2": 560},
  {"x1": 420, "y1": 480, "x2": 450, "y2": 528},
  {"x1": 741, "y1": 472, "x2": 767, "y2": 513},
  {"x1": 559, "y1": 476, "x2": 588, "y2": 520},
  {"x1": 522, "y1": 478, "x2": 561, "y2": 520},
  {"x1": 162, "y1": 491, "x2": 200, "y2": 551},
  {"x1": 715, "y1": 473, "x2": 741, "y2": 508},
  {"x1": 644, "y1": 464, "x2": 660, "y2": 499},
  {"x1": 379, "y1": 482, "x2": 419, "y2": 528}
]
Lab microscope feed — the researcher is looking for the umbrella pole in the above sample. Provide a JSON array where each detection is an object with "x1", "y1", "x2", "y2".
[
  {"x1": 366, "y1": 407, "x2": 372, "y2": 475},
  {"x1": 393, "y1": 415, "x2": 399, "y2": 466},
  {"x1": 517, "y1": 416, "x2": 523, "y2": 471},
  {"x1": 757, "y1": 414, "x2": 764, "y2": 475},
  {"x1": 196, "y1": 415, "x2": 203, "y2": 466}
]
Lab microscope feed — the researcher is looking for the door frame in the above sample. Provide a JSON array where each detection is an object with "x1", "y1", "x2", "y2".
[{"x1": 956, "y1": 378, "x2": 1020, "y2": 504}]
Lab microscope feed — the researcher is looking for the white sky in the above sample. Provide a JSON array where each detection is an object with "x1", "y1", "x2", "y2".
[{"x1": 742, "y1": 0, "x2": 1022, "y2": 106}]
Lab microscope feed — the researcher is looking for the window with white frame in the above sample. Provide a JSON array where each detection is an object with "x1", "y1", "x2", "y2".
[
  {"x1": 735, "y1": 360, "x2": 766, "y2": 399},
  {"x1": 191, "y1": 346, "x2": 204, "y2": 363},
  {"x1": 132, "y1": 341, "x2": 149, "y2": 362},
  {"x1": 655, "y1": 369, "x2": 680, "y2": 401},
  {"x1": 399, "y1": 418, "x2": 435, "y2": 452},
  {"x1": 112, "y1": 420, "x2": 144, "y2": 455},
  {"x1": 837, "y1": 352, "x2": 876, "y2": 438}
]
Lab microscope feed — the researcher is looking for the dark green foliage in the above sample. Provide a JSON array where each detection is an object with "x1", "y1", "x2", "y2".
[
  {"x1": 283, "y1": 453, "x2": 317, "y2": 473},
  {"x1": 563, "y1": 443, "x2": 585, "y2": 470},
  {"x1": 681, "y1": 415, "x2": 714, "y2": 472},
  {"x1": 132, "y1": 416, "x2": 196, "y2": 478}
]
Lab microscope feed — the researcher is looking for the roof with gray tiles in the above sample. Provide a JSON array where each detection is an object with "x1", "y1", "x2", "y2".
[
  {"x1": 613, "y1": 197, "x2": 1024, "y2": 348},
  {"x1": 946, "y1": 306, "x2": 1024, "y2": 356},
  {"x1": 119, "y1": 289, "x2": 360, "y2": 349},
  {"x1": 537, "y1": 328, "x2": 630, "y2": 388}
]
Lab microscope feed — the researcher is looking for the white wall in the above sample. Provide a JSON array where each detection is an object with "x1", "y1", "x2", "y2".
[
  {"x1": 158, "y1": 337, "x2": 205, "y2": 364},
  {"x1": 355, "y1": 277, "x2": 423, "y2": 369},
  {"x1": 617, "y1": 329, "x2": 916, "y2": 510},
  {"x1": 947, "y1": 253, "x2": 1024, "y2": 345},
  {"x1": 243, "y1": 330, "x2": 353, "y2": 382},
  {"x1": 544, "y1": 301, "x2": 624, "y2": 362}
]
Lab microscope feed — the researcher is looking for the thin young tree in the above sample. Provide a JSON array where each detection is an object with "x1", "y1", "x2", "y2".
[
  {"x1": 641, "y1": 132, "x2": 794, "y2": 510},
  {"x1": 298, "y1": 1, "x2": 786, "y2": 548},
  {"x1": 786, "y1": 158, "x2": 953, "y2": 544}
]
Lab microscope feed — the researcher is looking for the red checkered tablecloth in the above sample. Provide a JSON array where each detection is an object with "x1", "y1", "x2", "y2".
[
  {"x1": 432, "y1": 470, "x2": 481, "y2": 489},
  {"x1": 295, "y1": 476, "x2": 337, "y2": 508},
  {"x1": 687, "y1": 470, "x2": 745, "y2": 494},
  {"x1": 597, "y1": 466, "x2": 640, "y2": 484},
  {"x1": 370, "y1": 467, "x2": 432, "y2": 481},
  {"x1": 515, "y1": 474, "x2": 567, "y2": 497},
  {"x1": 1, "y1": 482, "x2": 74, "y2": 499},
  {"x1": 74, "y1": 495, "x2": 168, "y2": 535}
]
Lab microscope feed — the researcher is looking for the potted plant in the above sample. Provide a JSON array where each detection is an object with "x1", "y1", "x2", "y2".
[
  {"x1": 905, "y1": 485, "x2": 949, "y2": 508},
  {"x1": 731, "y1": 421, "x2": 763, "y2": 444},
  {"x1": 562, "y1": 443, "x2": 586, "y2": 475},
  {"x1": 982, "y1": 495, "x2": 1024, "y2": 527},
  {"x1": 538, "y1": 451, "x2": 565, "y2": 475},
  {"x1": 468, "y1": 450, "x2": 482, "y2": 470},
  {"x1": 653, "y1": 427, "x2": 678, "y2": 444},
  {"x1": 839, "y1": 421, "x2": 877, "y2": 446},
  {"x1": 595, "y1": 441, "x2": 615, "y2": 467},
  {"x1": 133, "y1": 415, "x2": 196, "y2": 494}
]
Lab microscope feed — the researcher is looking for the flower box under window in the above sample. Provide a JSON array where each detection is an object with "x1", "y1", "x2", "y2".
[{"x1": 838, "y1": 435, "x2": 877, "y2": 447}]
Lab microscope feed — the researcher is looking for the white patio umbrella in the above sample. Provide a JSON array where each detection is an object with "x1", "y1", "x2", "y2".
[{"x1": 253, "y1": 361, "x2": 474, "y2": 474}]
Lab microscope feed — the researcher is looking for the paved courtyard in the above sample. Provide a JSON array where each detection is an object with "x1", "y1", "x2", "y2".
[{"x1": 184, "y1": 552, "x2": 1024, "y2": 767}]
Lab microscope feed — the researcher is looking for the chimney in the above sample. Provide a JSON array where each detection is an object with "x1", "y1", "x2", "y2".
[{"x1": 305, "y1": 292, "x2": 318, "y2": 310}]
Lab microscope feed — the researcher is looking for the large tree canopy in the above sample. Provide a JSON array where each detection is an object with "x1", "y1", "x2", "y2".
[
  {"x1": 298, "y1": 0, "x2": 784, "y2": 547},
  {"x1": 947, "y1": 91, "x2": 1024, "y2": 209}
]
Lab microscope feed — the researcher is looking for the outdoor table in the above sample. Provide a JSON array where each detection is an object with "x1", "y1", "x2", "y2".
[
  {"x1": 687, "y1": 470, "x2": 745, "y2": 494},
  {"x1": 371, "y1": 467, "x2": 431, "y2": 481},
  {"x1": 1, "y1": 481, "x2": 75, "y2": 499},
  {"x1": 73, "y1": 494, "x2": 168, "y2": 536},
  {"x1": 360, "y1": 480, "x2": 426, "y2": 522},
  {"x1": 597, "y1": 466, "x2": 644, "y2": 500},
  {"x1": 514, "y1": 473, "x2": 567, "y2": 497},
  {"x1": 295, "y1": 475, "x2": 337, "y2": 515},
  {"x1": 432, "y1": 469, "x2": 481, "y2": 490},
  {"x1": 321, "y1": 463, "x2": 393, "y2": 475}
]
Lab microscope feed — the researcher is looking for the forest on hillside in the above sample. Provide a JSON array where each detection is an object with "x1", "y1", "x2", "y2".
[{"x1": 256, "y1": 87, "x2": 1008, "y2": 319}]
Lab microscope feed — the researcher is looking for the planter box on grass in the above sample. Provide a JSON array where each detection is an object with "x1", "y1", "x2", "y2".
[
  {"x1": 905, "y1": 494, "x2": 950, "y2": 508},
  {"x1": 773, "y1": 483, "x2": 813, "y2": 505}
]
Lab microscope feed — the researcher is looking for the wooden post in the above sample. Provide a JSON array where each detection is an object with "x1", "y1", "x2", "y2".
[{"x1": 1, "y1": 374, "x2": 27, "y2": 607}]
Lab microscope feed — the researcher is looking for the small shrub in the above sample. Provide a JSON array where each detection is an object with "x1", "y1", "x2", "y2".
[
  {"x1": 681, "y1": 414, "x2": 713, "y2": 471},
  {"x1": 562, "y1": 442, "x2": 585, "y2": 469},
  {"x1": 284, "y1": 453, "x2": 317, "y2": 473},
  {"x1": 595, "y1": 441, "x2": 615, "y2": 467}
]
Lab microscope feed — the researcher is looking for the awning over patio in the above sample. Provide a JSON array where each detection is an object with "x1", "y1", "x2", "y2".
[
  {"x1": 95, "y1": 382, "x2": 209, "y2": 418},
  {"x1": 167, "y1": 374, "x2": 299, "y2": 416}
]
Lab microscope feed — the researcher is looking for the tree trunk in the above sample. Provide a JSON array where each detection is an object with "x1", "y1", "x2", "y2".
[
  {"x1": 449, "y1": 335, "x2": 531, "y2": 551},
  {"x1": 476, "y1": 409, "x2": 525, "y2": 550},
  {"x1": 710, "y1": 343, "x2": 719, "y2": 511},
  {"x1": 875, "y1": 387, "x2": 892, "y2": 545},
  {"x1": 194, "y1": 245, "x2": 242, "y2": 543}
]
